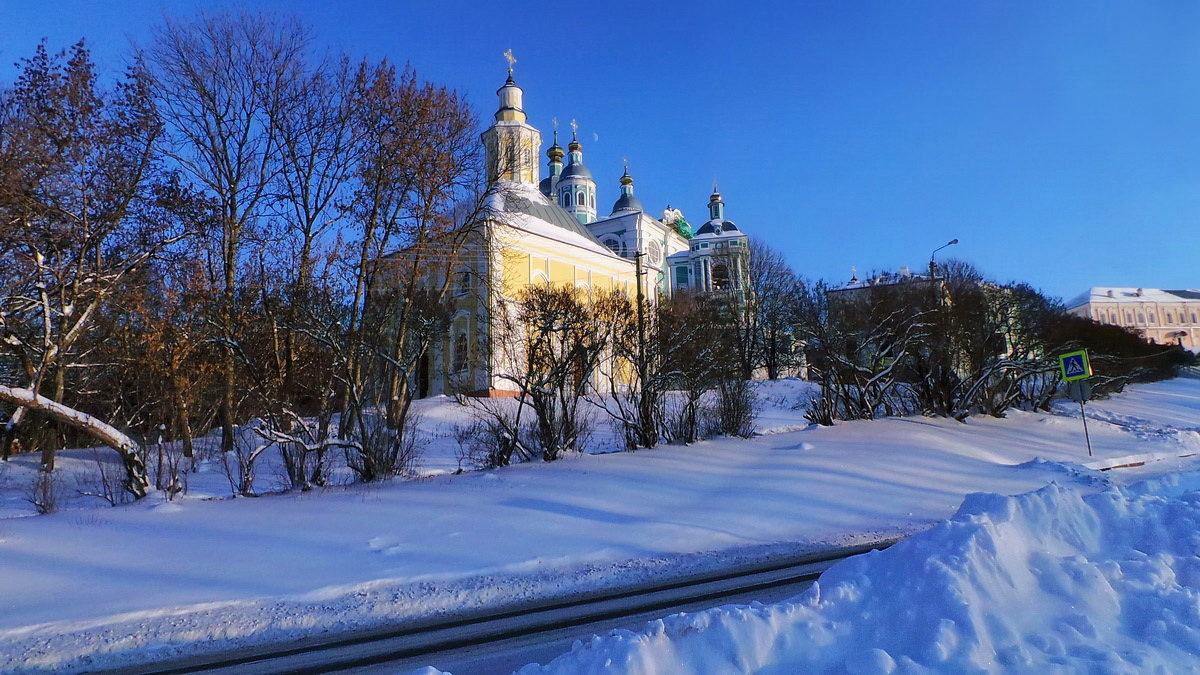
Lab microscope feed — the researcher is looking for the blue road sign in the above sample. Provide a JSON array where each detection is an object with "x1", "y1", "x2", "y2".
[{"x1": 1058, "y1": 349, "x2": 1092, "y2": 382}]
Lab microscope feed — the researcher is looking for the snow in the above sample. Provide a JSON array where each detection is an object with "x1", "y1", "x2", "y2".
[
  {"x1": 0, "y1": 377, "x2": 1199, "y2": 671},
  {"x1": 521, "y1": 472, "x2": 1200, "y2": 674}
]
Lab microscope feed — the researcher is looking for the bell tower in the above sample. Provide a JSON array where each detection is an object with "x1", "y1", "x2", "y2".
[{"x1": 481, "y1": 50, "x2": 541, "y2": 185}]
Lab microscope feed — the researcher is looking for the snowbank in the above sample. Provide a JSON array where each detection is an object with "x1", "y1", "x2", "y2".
[{"x1": 522, "y1": 475, "x2": 1200, "y2": 673}]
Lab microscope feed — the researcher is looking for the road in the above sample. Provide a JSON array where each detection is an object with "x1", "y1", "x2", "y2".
[{"x1": 116, "y1": 543, "x2": 891, "y2": 675}]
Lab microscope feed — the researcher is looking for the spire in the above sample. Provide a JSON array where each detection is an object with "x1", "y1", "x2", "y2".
[
  {"x1": 543, "y1": 124, "x2": 564, "y2": 197},
  {"x1": 708, "y1": 185, "x2": 725, "y2": 220},
  {"x1": 611, "y1": 162, "x2": 643, "y2": 215},
  {"x1": 481, "y1": 50, "x2": 540, "y2": 185},
  {"x1": 494, "y1": 49, "x2": 525, "y2": 123},
  {"x1": 556, "y1": 118, "x2": 596, "y2": 224}
]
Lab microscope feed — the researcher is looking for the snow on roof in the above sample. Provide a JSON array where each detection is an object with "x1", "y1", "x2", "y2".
[
  {"x1": 1065, "y1": 287, "x2": 1200, "y2": 309},
  {"x1": 491, "y1": 181, "x2": 624, "y2": 260}
]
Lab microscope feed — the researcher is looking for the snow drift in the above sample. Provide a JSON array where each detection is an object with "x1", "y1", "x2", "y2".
[{"x1": 521, "y1": 476, "x2": 1200, "y2": 673}]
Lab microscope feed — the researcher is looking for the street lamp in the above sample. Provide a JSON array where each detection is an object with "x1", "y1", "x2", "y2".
[{"x1": 929, "y1": 238, "x2": 959, "y2": 278}]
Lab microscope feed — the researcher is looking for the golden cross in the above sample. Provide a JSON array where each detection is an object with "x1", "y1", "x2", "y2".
[{"x1": 503, "y1": 49, "x2": 517, "y2": 73}]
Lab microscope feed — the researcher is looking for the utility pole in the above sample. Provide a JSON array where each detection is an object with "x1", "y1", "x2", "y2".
[{"x1": 634, "y1": 251, "x2": 650, "y2": 447}]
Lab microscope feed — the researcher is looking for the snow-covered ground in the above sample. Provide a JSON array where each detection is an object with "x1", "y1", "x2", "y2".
[
  {"x1": 522, "y1": 471, "x2": 1200, "y2": 674},
  {"x1": 1, "y1": 377, "x2": 1198, "y2": 672}
]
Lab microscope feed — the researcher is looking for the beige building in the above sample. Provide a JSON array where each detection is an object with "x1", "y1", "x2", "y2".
[{"x1": 1065, "y1": 287, "x2": 1200, "y2": 351}]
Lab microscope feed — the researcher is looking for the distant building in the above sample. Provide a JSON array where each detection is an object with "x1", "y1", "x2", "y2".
[
  {"x1": 825, "y1": 266, "x2": 943, "y2": 301},
  {"x1": 1065, "y1": 287, "x2": 1200, "y2": 351}
]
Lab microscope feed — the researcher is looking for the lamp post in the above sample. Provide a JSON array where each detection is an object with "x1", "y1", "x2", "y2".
[{"x1": 928, "y1": 238, "x2": 959, "y2": 278}]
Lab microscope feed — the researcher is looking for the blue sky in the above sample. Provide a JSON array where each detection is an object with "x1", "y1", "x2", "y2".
[{"x1": 4, "y1": 1, "x2": 1198, "y2": 301}]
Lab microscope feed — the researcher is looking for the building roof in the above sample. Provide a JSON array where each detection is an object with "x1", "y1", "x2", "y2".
[
  {"x1": 1065, "y1": 287, "x2": 1200, "y2": 309},
  {"x1": 490, "y1": 181, "x2": 616, "y2": 258},
  {"x1": 611, "y1": 191, "x2": 644, "y2": 214},
  {"x1": 559, "y1": 160, "x2": 593, "y2": 181},
  {"x1": 693, "y1": 219, "x2": 742, "y2": 238}
]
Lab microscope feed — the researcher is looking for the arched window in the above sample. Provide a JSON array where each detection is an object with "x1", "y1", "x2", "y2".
[
  {"x1": 712, "y1": 263, "x2": 730, "y2": 290},
  {"x1": 1193, "y1": 312, "x2": 1198, "y2": 324},
  {"x1": 1166, "y1": 312, "x2": 1174, "y2": 325},
  {"x1": 561, "y1": 193, "x2": 570, "y2": 207},
  {"x1": 453, "y1": 333, "x2": 468, "y2": 372},
  {"x1": 454, "y1": 269, "x2": 470, "y2": 296},
  {"x1": 1126, "y1": 311, "x2": 1133, "y2": 323},
  {"x1": 1109, "y1": 311, "x2": 1116, "y2": 323},
  {"x1": 1149, "y1": 312, "x2": 1156, "y2": 324},
  {"x1": 590, "y1": 193, "x2": 595, "y2": 207},
  {"x1": 577, "y1": 191, "x2": 585, "y2": 206},
  {"x1": 604, "y1": 238, "x2": 621, "y2": 255},
  {"x1": 1138, "y1": 313, "x2": 1145, "y2": 324}
]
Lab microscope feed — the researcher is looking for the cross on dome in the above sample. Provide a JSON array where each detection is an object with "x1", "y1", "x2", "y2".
[{"x1": 503, "y1": 49, "x2": 517, "y2": 74}]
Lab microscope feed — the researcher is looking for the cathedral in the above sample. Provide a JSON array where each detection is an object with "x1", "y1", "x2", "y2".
[{"x1": 425, "y1": 61, "x2": 751, "y2": 397}]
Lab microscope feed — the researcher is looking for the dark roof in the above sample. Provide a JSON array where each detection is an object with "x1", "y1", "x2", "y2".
[
  {"x1": 694, "y1": 219, "x2": 741, "y2": 236},
  {"x1": 559, "y1": 160, "x2": 593, "y2": 181},
  {"x1": 1166, "y1": 289, "x2": 1200, "y2": 300},
  {"x1": 611, "y1": 192, "x2": 644, "y2": 214},
  {"x1": 504, "y1": 191, "x2": 598, "y2": 240}
]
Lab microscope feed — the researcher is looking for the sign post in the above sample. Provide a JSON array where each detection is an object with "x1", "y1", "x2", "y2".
[{"x1": 1059, "y1": 350, "x2": 1094, "y2": 457}]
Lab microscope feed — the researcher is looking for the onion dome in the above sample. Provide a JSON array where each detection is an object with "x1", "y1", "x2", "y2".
[{"x1": 611, "y1": 167, "x2": 644, "y2": 214}]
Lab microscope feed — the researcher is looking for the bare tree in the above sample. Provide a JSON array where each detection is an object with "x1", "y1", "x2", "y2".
[
  {"x1": 144, "y1": 12, "x2": 310, "y2": 453},
  {"x1": 0, "y1": 41, "x2": 187, "y2": 497}
]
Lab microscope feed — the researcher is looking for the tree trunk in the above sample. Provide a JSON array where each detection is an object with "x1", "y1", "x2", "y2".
[{"x1": 0, "y1": 385, "x2": 150, "y2": 498}]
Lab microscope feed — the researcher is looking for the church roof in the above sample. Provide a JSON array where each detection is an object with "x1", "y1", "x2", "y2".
[
  {"x1": 491, "y1": 181, "x2": 615, "y2": 256},
  {"x1": 693, "y1": 219, "x2": 742, "y2": 237},
  {"x1": 611, "y1": 192, "x2": 644, "y2": 214},
  {"x1": 559, "y1": 160, "x2": 593, "y2": 181}
]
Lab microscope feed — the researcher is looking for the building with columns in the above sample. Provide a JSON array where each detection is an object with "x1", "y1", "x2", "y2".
[
  {"x1": 1066, "y1": 287, "x2": 1200, "y2": 351},
  {"x1": 415, "y1": 62, "x2": 754, "y2": 397}
]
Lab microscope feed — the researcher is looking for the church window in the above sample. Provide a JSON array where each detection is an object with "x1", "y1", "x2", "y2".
[
  {"x1": 1149, "y1": 312, "x2": 1156, "y2": 323},
  {"x1": 604, "y1": 238, "x2": 621, "y2": 255},
  {"x1": 1126, "y1": 311, "x2": 1133, "y2": 323},
  {"x1": 1108, "y1": 311, "x2": 1116, "y2": 323},
  {"x1": 577, "y1": 191, "x2": 585, "y2": 206},
  {"x1": 1138, "y1": 313, "x2": 1145, "y2": 323},
  {"x1": 1166, "y1": 313, "x2": 1174, "y2": 324},
  {"x1": 454, "y1": 269, "x2": 471, "y2": 296},
  {"x1": 590, "y1": 193, "x2": 595, "y2": 208},
  {"x1": 453, "y1": 332, "x2": 468, "y2": 372},
  {"x1": 1193, "y1": 312, "x2": 1198, "y2": 324},
  {"x1": 676, "y1": 266, "x2": 689, "y2": 286}
]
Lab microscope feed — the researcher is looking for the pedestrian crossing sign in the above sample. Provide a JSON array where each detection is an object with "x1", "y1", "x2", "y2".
[{"x1": 1058, "y1": 349, "x2": 1092, "y2": 382}]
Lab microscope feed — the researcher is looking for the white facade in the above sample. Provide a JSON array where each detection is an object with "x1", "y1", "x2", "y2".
[{"x1": 1066, "y1": 287, "x2": 1200, "y2": 351}]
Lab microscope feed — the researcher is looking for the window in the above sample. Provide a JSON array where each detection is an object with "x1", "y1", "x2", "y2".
[
  {"x1": 604, "y1": 238, "x2": 621, "y2": 255},
  {"x1": 701, "y1": 242, "x2": 709, "y2": 249},
  {"x1": 712, "y1": 264, "x2": 730, "y2": 290},
  {"x1": 561, "y1": 193, "x2": 570, "y2": 207},
  {"x1": 1166, "y1": 313, "x2": 1174, "y2": 325},
  {"x1": 590, "y1": 194, "x2": 595, "y2": 207},
  {"x1": 1149, "y1": 313, "x2": 1156, "y2": 323},
  {"x1": 577, "y1": 191, "x2": 585, "y2": 206},
  {"x1": 1126, "y1": 311, "x2": 1133, "y2": 323},
  {"x1": 676, "y1": 266, "x2": 689, "y2": 286},
  {"x1": 1109, "y1": 311, "x2": 1116, "y2": 323},
  {"x1": 453, "y1": 333, "x2": 468, "y2": 372},
  {"x1": 1193, "y1": 312, "x2": 1198, "y2": 324},
  {"x1": 454, "y1": 269, "x2": 470, "y2": 296},
  {"x1": 1138, "y1": 313, "x2": 1145, "y2": 324}
]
